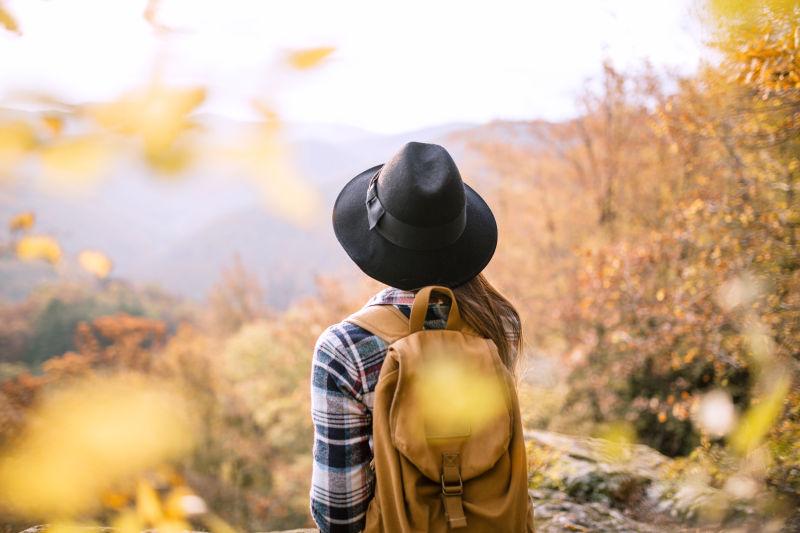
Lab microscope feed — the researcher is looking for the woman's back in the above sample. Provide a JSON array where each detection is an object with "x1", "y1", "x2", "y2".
[{"x1": 311, "y1": 142, "x2": 531, "y2": 532}]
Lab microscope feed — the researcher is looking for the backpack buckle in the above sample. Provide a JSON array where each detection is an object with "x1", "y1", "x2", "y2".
[
  {"x1": 441, "y1": 473, "x2": 463, "y2": 496},
  {"x1": 441, "y1": 453, "x2": 467, "y2": 528}
]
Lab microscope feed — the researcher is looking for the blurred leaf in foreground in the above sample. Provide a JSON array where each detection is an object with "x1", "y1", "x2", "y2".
[
  {"x1": 136, "y1": 479, "x2": 164, "y2": 524},
  {"x1": 0, "y1": 121, "x2": 36, "y2": 174},
  {"x1": 144, "y1": 140, "x2": 194, "y2": 176},
  {"x1": 41, "y1": 115, "x2": 65, "y2": 136},
  {"x1": 227, "y1": 105, "x2": 322, "y2": 226},
  {"x1": 0, "y1": 373, "x2": 195, "y2": 519},
  {"x1": 730, "y1": 373, "x2": 790, "y2": 455},
  {"x1": 251, "y1": 134, "x2": 321, "y2": 226},
  {"x1": 9, "y1": 211, "x2": 35, "y2": 232},
  {"x1": 596, "y1": 421, "x2": 637, "y2": 462},
  {"x1": 39, "y1": 135, "x2": 114, "y2": 188},
  {"x1": 78, "y1": 250, "x2": 113, "y2": 279},
  {"x1": 143, "y1": 0, "x2": 174, "y2": 34},
  {"x1": 90, "y1": 84, "x2": 205, "y2": 171},
  {"x1": 15, "y1": 235, "x2": 62, "y2": 264},
  {"x1": 286, "y1": 46, "x2": 335, "y2": 70},
  {"x1": 417, "y1": 355, "x2": 507, "y2": 434},
  {"x1": 0, "y1": 2, "x2": 20, "y2": 35}
]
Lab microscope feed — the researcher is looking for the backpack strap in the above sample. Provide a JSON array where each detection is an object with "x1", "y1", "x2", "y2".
[
  {"x1": 348, "y1": 287, "x2": 478, "y2": 343},
  {"x1": 441, "y1": 452, "x2": 468, "y2": 528},
  {"x1": 409, "y1": 286, "x2": 463, "y2": 333},
  {"x1": 345, "y1": 304, "x2": 410, "y2": 343}
]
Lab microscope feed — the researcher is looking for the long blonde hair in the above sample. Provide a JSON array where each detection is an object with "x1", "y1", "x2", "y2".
[{"x1": 451, "y1": 273, "x2": 523, "y2": 374}]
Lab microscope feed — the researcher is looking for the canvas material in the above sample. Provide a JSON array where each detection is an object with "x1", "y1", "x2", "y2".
[{"x1": 346, "y1": 287, "x2": 534, "y2": 532}]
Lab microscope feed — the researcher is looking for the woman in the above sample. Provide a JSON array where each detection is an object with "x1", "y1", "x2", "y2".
[{"x1": 310, "y1": 142, "x2": 531, "y2": 532}]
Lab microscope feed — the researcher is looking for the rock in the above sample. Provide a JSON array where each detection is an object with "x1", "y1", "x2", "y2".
[
  {"x1": 531, "y1": 488, "x2": 660, "y2": 533},
  {"x1": 525, "y1": 430, "x2": 761, "y2": 531}
]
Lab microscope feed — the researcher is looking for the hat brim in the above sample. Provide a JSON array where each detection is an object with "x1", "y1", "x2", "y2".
[{"x1": 332, "y1": 164, "x2": 498, "y2": 290}]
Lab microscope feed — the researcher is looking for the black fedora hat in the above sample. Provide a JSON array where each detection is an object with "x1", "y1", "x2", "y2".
[{"x1": 332, "y1": 142, "x2": 497, "y2": 290}]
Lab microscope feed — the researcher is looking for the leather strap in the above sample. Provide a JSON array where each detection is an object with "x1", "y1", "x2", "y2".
[
  {"x1": 345, "y1": 304, "x2": 410, "y2": 343},
  {"x1": 441, "y1": 452, "x2": 467, "y2": 529},
  {"x1": 409, "y1": 286, "x2": 463, "y2": 333}
]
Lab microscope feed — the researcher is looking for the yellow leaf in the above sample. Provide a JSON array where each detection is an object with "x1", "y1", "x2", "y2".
[
  {"x1": 286, "y1": 46, "x2": 335, "y2": 70},
  {"x1": 143, "y1": 0, "x2": 173, "y2": 34},
  {"x1": 39, "y1": 135, "x2": 113, "y2": 187},
  {"x1": 78, "y1": 250, "x2": 113, "y2": 279},
  {"x1": 90, "y1": 85, "x2": 205, "y2": 155},
  {"x1": 0, "y1": 3, "x2": 20, "y2": 34},
  {"x1": 202, "y1": 514, "x2": 238, "y2": 533},
  {"x1": 136, "y1": 480, "x2": 163, "y2": 524},
  {"x1": 144, "y1": 141, "x2": 194, "y2": 175},
  {"x1": 16, "y1": 235, "x2": 62, "y2": 264},
  {"x1": 230, "y1": 121, "x2": 321, "y2": 226},
  {"x1": 417, "y1": 355, "x2": 507, "y2": 434},
  {"x1": 0, "y1": 121, "x2": 36, "y2": 171},
  {"x1": 9, "y1": 211, "x2": 35, "y2": 232},
  {"x1": 101, "y1": 490, "x2": 129, "y2": 510},
  {"x1": 41, "y1": 115, "x2": 64, "y2": 136},
  {"x1": 0, "y1": 374, "x2": 195, "y2": 519},
  {"x1": 256, "y1": 158, "x2": 321, "y2": 225},
  {"x1": 111, "y1": 510, "x2": 144, "y2": 533},
  {"x1": 251, "y1": 99, "x2": 281, "y2": 126},
  {"x1": 656, "y1": 288, "x2": 666, "y2": 301},
  {"x1": 730, "y1": 374, "x2": 790, "y2": 455},
  {"x1": 596, "y1": 421, "x2": 637, "y2": 462},
  {"x1": 152, "y1": 519, "x2": 188, "y2": 533}
]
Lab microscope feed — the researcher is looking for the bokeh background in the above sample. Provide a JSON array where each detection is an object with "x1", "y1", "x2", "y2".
[{"x1": 0, "y1": 0, "x2": 798, "y2": 531}]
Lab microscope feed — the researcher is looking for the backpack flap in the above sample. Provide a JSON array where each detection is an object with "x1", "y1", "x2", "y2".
[{"x1": 388, "y1": 328, "x2": 514, "y2": 483}]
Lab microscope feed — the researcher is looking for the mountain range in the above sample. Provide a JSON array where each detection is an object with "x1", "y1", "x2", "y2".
[{"x1": 1, "y1": 117, "x2": 532, "y2": 308}]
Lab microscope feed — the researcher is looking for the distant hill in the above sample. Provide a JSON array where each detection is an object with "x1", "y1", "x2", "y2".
[{"x1": 0, "y1": 117, "x2": 548, "y2": 307}]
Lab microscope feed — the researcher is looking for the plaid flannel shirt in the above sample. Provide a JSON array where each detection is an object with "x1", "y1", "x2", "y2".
[{"x1": 309, "y1": 287, "x2": 449, "y2": 533}]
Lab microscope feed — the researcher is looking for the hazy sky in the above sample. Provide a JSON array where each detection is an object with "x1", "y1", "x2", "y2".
[{"x1": 0, "y1": 0, "x2": 706, "y2": 133}]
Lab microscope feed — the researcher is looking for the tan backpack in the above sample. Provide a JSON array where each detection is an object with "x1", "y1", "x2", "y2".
[{"x1": 346, "y1": 286, "x2": 534, "y2": 532}]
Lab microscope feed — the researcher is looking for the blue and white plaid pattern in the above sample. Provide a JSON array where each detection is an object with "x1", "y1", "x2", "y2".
[{"x1": 309, "y1": 288, "x2": 448, "y2": 533}]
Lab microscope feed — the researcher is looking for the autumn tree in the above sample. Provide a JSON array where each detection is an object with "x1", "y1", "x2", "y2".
[{"x1": 207, "y1": 254, "x2": 268, "y2": 336}]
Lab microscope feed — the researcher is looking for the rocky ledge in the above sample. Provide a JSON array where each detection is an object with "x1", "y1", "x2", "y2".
[
  {"x1": 525, "y1": 430, "x2": 772, "y2": 532},
  {"x1": 20, "y1": 430, "x2": 793, "y2": 533},
  {"x1": 204, "y1": 430, "x2": 786, "y2": 531}
]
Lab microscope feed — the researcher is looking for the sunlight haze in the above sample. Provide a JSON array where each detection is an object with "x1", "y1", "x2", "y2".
[{"x1": 0, "y1": 0, "x2": 704, "y2": 133}]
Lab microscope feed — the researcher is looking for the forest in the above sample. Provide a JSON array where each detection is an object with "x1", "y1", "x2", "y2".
[{"x1": 0, "y1": 1, "x2": 799, "y2": 531}]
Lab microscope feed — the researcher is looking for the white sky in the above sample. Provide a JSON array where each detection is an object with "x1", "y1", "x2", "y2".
[{"x1": 0, "y1": 0, "x2": 705, "y2": 134}]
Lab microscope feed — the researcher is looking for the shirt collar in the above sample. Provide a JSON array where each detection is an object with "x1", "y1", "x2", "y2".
[{"x1": 365, "y1": 287, "x2": 417, "y2": 306}]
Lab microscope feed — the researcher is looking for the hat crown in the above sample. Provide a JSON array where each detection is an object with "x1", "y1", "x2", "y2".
[{"x1": 377, "y1": 142, "x2": 466, "y2": 227}]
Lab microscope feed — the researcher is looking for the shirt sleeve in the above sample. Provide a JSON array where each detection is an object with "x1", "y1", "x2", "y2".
[{"x1": 310, "y1": 326, "x2": 375, "y2": 533}]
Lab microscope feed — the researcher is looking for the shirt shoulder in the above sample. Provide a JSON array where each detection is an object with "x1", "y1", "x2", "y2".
[
  {"x1": 315, "y1": 287, "x2": 413, "y2": 359},
  {"x1": 312, "y1": 314, "x2": 390, "y2": 398}
]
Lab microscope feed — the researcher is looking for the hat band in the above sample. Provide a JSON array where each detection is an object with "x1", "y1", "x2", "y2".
[{"x1": 365, "y1": 175, "x2": 467, "y2": 251}]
